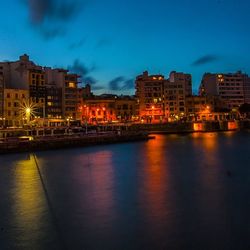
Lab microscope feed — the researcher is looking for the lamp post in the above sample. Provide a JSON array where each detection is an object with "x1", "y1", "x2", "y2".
[{"x1": 19, "y1": 100, "x2": 38, "y2": 127}]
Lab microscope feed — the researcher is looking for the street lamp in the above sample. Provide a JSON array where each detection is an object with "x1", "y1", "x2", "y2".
[
  {"x1": 19, "y1": 100, "x2": 38, "y2": 126},
  {"x1": 25, "y1": 108, "x2": 31, "y2": 123}
]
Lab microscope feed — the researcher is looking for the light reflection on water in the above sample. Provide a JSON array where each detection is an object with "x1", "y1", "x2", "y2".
[
  {"x1": 0, "y1": 155, "x2": 59, "y2": 249},
  {"x1": 0, "y1": 131, "x2": 250, "y2": 249},
  {"x1": 140, "y1": 135, "x2": 173, "y2": 244}
]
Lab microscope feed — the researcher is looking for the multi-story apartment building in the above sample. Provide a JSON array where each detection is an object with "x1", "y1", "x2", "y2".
[
  {"x1": 45, "y1": 67, "x2": 80, "y2": 120},
  {"x1": 64, "y1": 73, "x2": 79, "y2": 120},
  {"x1": 29, "y1": 68, "x2": 46, "y2": 117},
  {"x1": 0, "y1": 55, "x2": 81, "y2": 122},
  {"x1": 165, "y1": 71, "x2": 192, "y2": 120},
  {"x1": 3, "y1": 89, "x2": 29, "y2": 127},
  {"x1": 135, "y1": 71, "x2": 192, "y2": 122},
  {"x1": 115, "y1": 97, "x2": 136, "y2": 121},
  {"x1": 199, "y1": 71, "x2": 250, "y2": 109},
  {"x1": 135, "y1": 71, "x2": 165, "y2": 122},
  {"x1": 45, "y1": 83, "x2": 63, "y2": 119},
  {"x1": 0, "y1": 54, "x2": 33, "y2": 89},
  {"x1": 186, "y1": 95, "x2": 227, "y2": 121}
]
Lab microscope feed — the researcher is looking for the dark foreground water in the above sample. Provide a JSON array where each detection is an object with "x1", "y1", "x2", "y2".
[{"x1": 0, "y1": 131, "x2": 250, "y2": 250}]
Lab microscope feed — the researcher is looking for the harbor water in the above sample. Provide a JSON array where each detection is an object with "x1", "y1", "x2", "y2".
[{"x1": 0, "y1": 131, "x2": 250, "y2": 249}]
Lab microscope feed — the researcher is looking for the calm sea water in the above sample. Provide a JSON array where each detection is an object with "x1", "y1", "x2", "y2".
[{"x1": 0, "y1": 131, "x2": 250, "y2": 250}]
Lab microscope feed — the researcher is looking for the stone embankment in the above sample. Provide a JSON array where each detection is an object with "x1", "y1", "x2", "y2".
[
  {"x1": 0, "y1": 132, "x2": 152, "y2": 154},
  {"x1": 129, "y1": 120, "x2": 250, "y2": 134},
  {"x1": 0, "y1": 120, "x2": 249, "y2": 154}
]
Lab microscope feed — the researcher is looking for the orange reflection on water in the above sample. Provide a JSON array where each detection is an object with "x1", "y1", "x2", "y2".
[
  {"x1": 141, "y1": 135, "x2": 172, "y2": 230},
  {"x1": 191, "y1": 132, "x2": 222, "y2": 192},
  {"x1": 191, "y1": 132, "x2": 218, "y2": 152}
]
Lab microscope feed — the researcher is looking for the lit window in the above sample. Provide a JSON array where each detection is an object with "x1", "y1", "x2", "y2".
[{"x1": 68, "y1": 82, "x2": 75, "y2": 88}]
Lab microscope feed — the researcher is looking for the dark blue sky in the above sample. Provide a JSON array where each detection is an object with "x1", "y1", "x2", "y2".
[{"x1": 1, "y1": 0, "x2": 250, "y2": 94}]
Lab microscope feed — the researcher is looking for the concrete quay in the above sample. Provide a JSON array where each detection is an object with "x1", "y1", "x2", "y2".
[{"x1": 0, "y1": 131, "x2": 152, "y2": 154}]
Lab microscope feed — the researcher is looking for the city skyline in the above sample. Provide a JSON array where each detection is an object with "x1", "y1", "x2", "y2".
[{"x1": 1, "y1": 0, "x2": 250, "y2": 94}]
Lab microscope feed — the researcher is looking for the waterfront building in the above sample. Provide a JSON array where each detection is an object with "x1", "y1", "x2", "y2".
[
  {"x1": 0, "y1": 54, "x2": 46, "y2": 118},
  {"x1": 115, "y1": 96, "x2": 137, "y2": 122},
  {"x1": 81, "y1": 94, "x2": 136, "y2": 124},
  {"x1": 45, "y1": 83, "x2": 63, "y2": 119},
  {"x1": 29, "y1": 67, "x2": 46, "y2": 118},
  {"x1": 0, "y1": 54, "x2": 36, "y2": 90},
  {"x1": 186, "y1": 95, "x2": 229, "y2": 121},
  {"x1": 3, "y1": 88, "x2": 29, "y2": 127},
  {"x1": 135, "y1": 71, "x2": 165, "y2": 123},
  {"x1": 164, "y1": 71, "x2": 192, "y2": 121},
  {"x1": 135, "y1": 71, "x2": 192, "y2": 122},
  {"x1": 0, "y1": 55, "x2": 81, "y2": 122},
  {"x1": 82, "y1": 98, "x2": 116, "y2": 123},
  {"x1": 44, "y1": 67, "x2": 80, "y2": 120},
  {"x1": 199, "y1": 71, "x2": 250, "y2": 109}
]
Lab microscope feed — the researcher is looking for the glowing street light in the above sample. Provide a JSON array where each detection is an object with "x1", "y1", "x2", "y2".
[
  {"x1": 25, "y1": 108, "x2": 31, "y2": 123},
  {"x1": 19, "y1": 100, "x2": 38, "y2": 125}
]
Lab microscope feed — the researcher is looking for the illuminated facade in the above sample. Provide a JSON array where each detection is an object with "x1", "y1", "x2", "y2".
[
  {"x1": 115, "y1": 98, "x2": 136, "y2": 121},
  {"x1": 0, "y1": 55, "x2": 80, "y2": 121},
  {"x1": 136, "y1": 71, "x2": 165, "y2": 123},
  {"x1": 64, "y1": 73, "x2": 79, "y2": 120},
  {"x1": 186, "y1": 95, "x2": 228, "y2": 121},
  {"x1": 3, "y1": 89, "x2": 29, "y2": 127},
  {"x1": 81, "y1": 95, "x2": 136, "y2": 124},
  {"x1": 199, "y1": 71, "x2": 250, "y2": 109},
  {"x1": 164, "y1": 71, "x2": 192, "y2": 120},
  {"x1": 45, "y1": 84, "x2": 62, "y2": 118},
  {"x1": 136, "y1": 71, "x2": 192, "y2": 122}
]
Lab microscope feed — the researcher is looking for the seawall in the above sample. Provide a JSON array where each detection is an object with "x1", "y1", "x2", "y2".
[{"x1": 0, "y1": 132, "x2": 151, "y2": 154}]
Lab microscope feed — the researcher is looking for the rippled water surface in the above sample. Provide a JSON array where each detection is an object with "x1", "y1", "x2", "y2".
[{"x1": 0, "y1": 131, "x2": 250, "y2": 249}]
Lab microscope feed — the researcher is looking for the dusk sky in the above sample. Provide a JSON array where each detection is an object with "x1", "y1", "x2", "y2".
[{"x1": 1, "y1": 0, "x2": 250, "y2": 94}]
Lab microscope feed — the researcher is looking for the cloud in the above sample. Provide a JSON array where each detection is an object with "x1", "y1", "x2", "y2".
[
  {"x1": 122, "y1": 79, "x2": 134, "y2": 90},
  {"x1": 108, "y1": 77, "x2": 134, "y2": 91},
  {"x1": 68, "y1": 59, "x2": 98, "y2": 85},
  {"x1": 192, "y1": 55, "x2": 220, "y2": 66},
  {"x1": 68, "y1": 59, "x2": 91, "y2": 76},
  {"x1": 25, "y1": 0, "x2": 86, "y2": 39},
  {"x1": 83, "y1": 76, "x2": 98, "y2": 85},
  {"x1": 109, "y1": 76, "x2": 125, "y2": 91}
]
